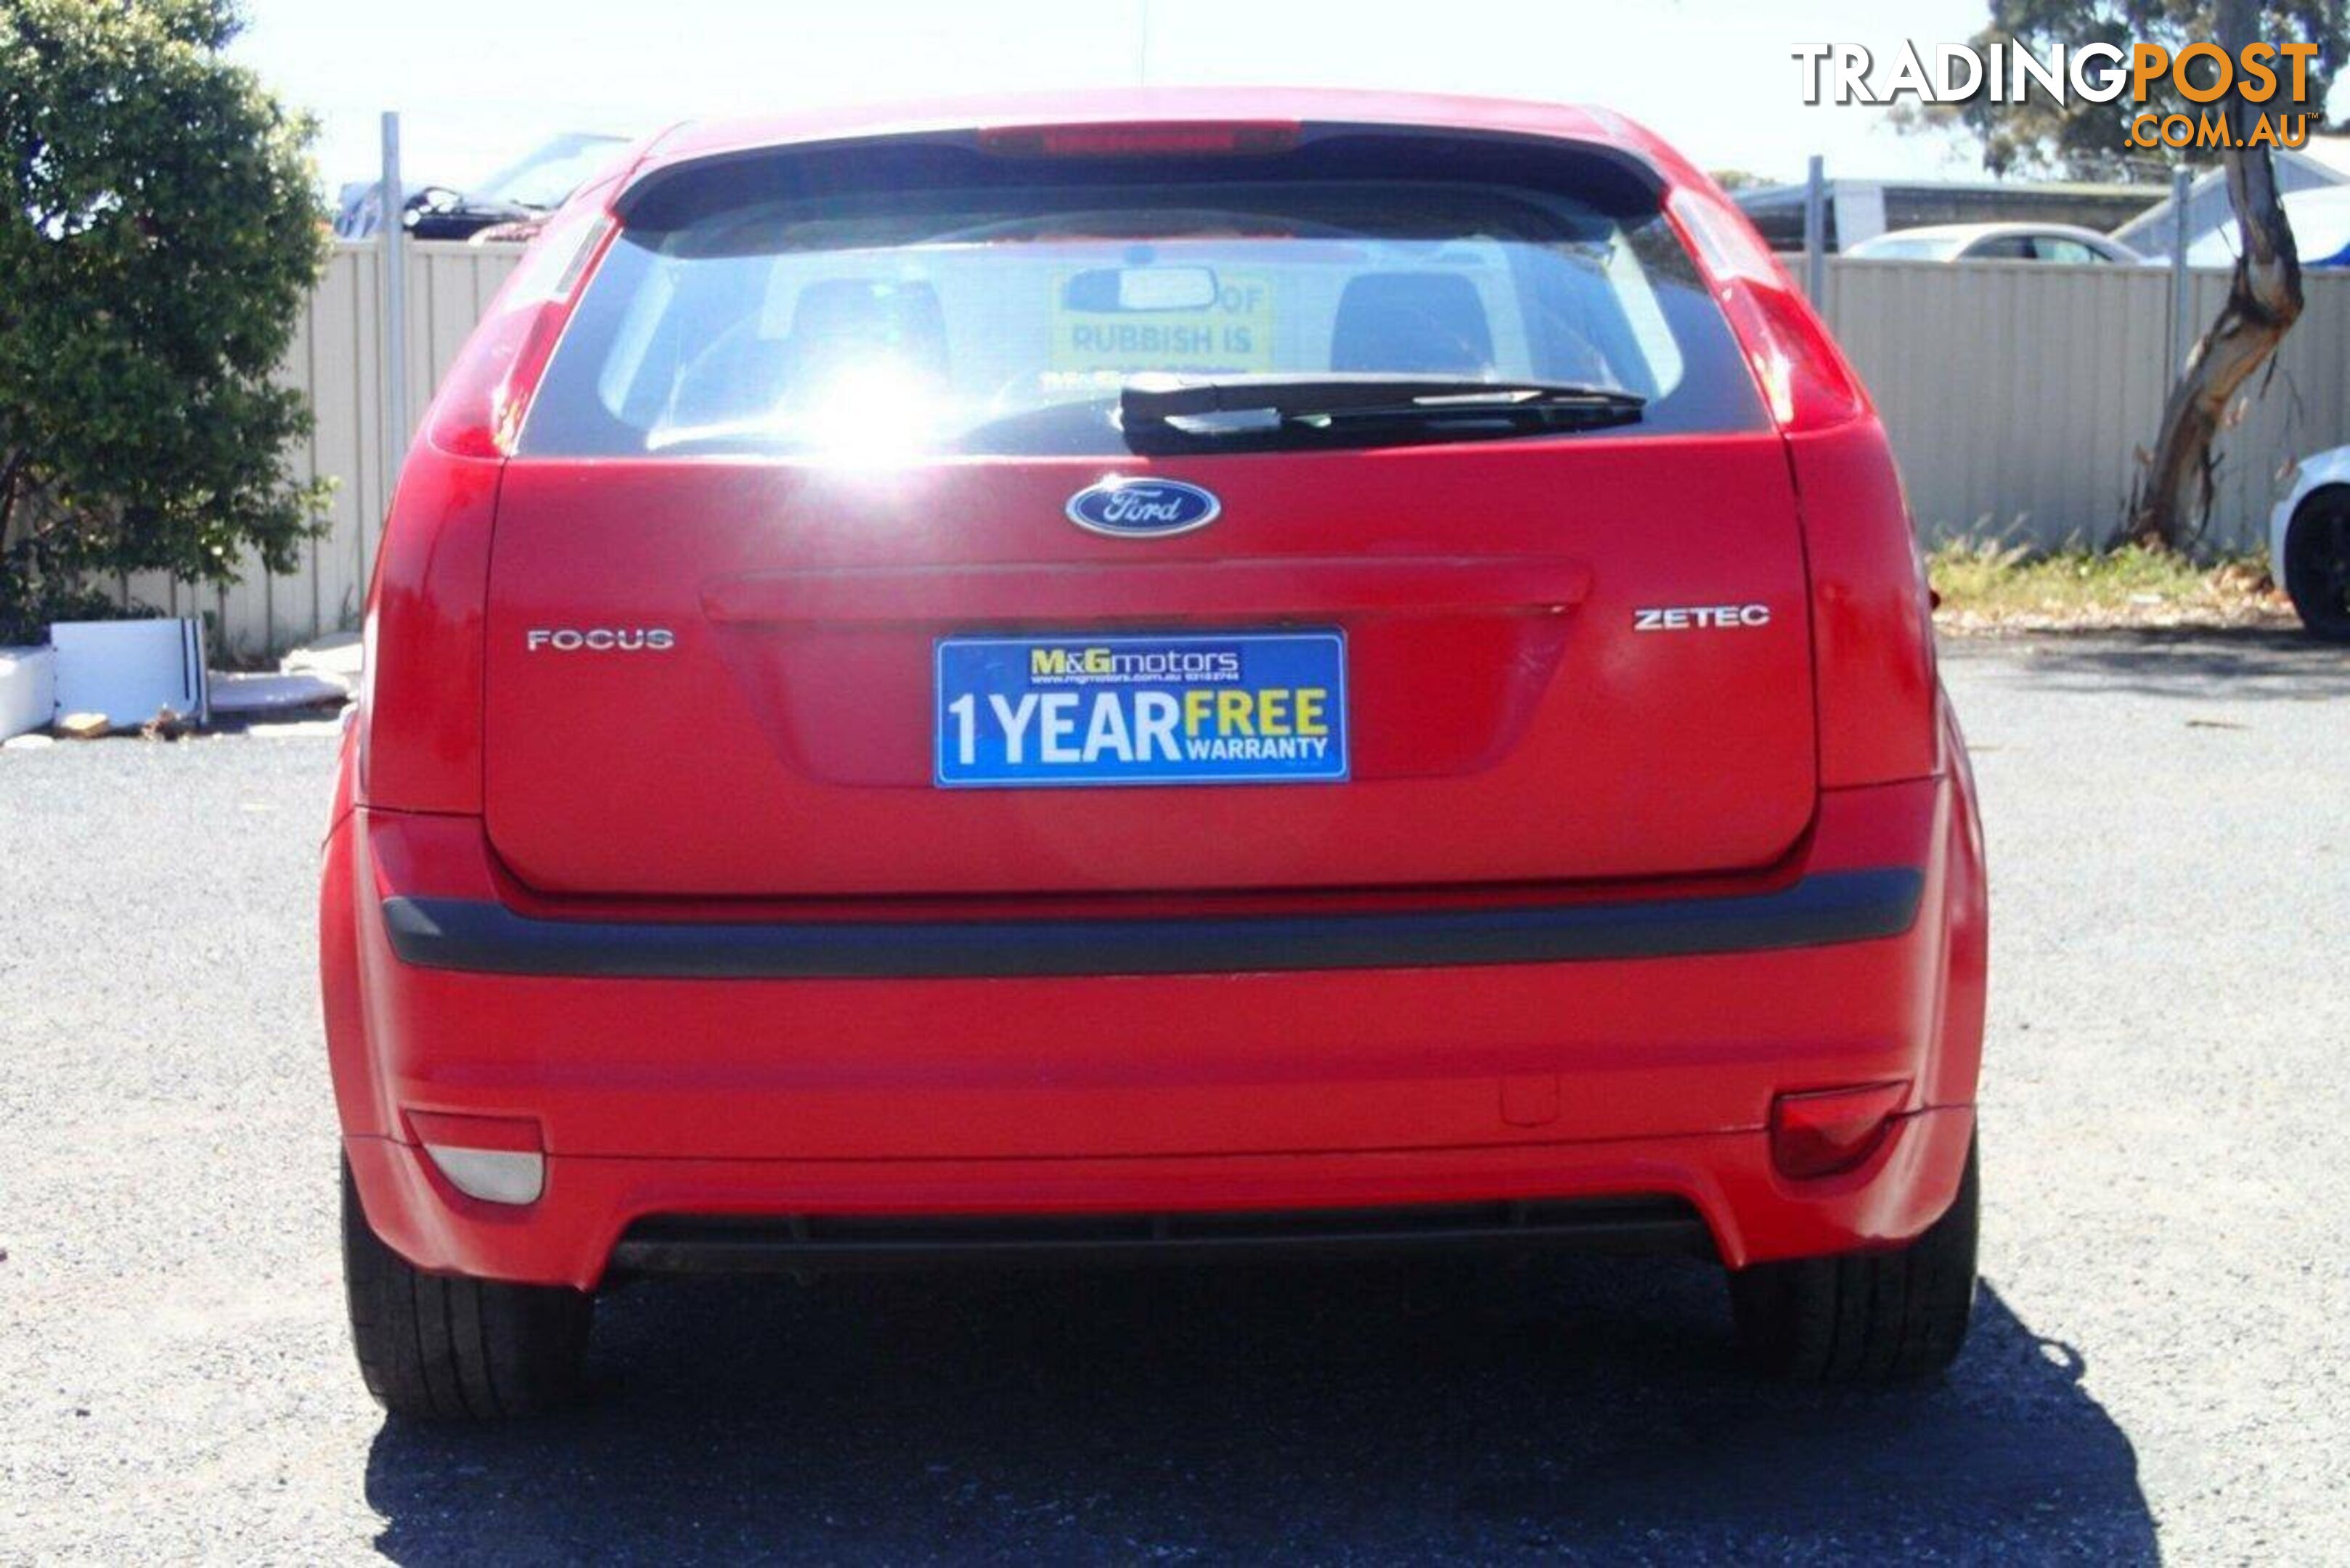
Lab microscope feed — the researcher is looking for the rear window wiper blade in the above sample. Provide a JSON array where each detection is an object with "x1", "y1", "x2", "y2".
[{"x1": 1119, "y1": 372, "x2": 1646, "y2": 449}]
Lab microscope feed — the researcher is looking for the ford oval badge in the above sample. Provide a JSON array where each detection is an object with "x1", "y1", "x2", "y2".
[{"x1": 1065, "y1": 477, "x2": 1220, "y2": 539}]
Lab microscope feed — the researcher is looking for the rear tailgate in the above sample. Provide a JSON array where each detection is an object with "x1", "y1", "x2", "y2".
[{"x1": 481, "y1": 436, "x2": 1814, "y2": 897}]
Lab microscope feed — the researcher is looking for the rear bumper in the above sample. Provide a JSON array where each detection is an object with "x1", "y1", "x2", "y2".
[
  {"x1": 345, "y1": 1108, "x2": 1976, "y2": 1289},
  {"x1": 322, "y1": 768, "x2": 1986, "y2": 1290}
]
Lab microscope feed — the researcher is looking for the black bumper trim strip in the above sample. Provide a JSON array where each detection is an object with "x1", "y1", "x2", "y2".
[
  {"x1": 608, "y1": 1197, "x2": 1716, "y2": 1273},
  {"x1": 380, "y1": 867, "x2": 1922, "y2": 980}
]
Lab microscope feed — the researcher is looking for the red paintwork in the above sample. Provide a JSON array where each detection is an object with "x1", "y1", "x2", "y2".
[
  {"x1": 325, "y1": 90, "x2": 1984, "y2": 1289},
  {"x1": 481, "y1": 440, "x2": 1817, "y2": 896}
]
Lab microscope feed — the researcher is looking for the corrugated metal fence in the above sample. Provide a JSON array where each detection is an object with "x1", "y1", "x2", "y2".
[
  {"x1": 1814, "y1": 259, "x2": 2350, "y2": 552},
  {"x1": 169, "y1": 242, "x2": 2350, "y2": 657}
]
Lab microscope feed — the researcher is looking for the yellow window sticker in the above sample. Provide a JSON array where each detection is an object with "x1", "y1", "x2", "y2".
[{"x1": 1050, "y1": 272, "x2": 1276, "y2": 378}]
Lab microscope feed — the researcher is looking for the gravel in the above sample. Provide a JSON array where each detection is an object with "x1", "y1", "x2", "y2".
[{"x1": 2, "y1": 632, "x2": 2345, "y2": 1563}]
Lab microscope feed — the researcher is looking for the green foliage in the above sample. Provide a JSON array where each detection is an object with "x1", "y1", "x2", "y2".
[
  {"x1": 1925, "y1": 537, "x2": 2282, "y2": 627},
  {"x1": 1903, "y1": 1, "x2": 2347, "y2": 179},
  {"x1": 0, "y1": 0, "x2": 329, "y2": 645}
]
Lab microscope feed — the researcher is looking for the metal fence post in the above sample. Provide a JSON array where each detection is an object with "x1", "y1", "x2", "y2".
[
  {"x1": 380, "y1": 111, "x2": 410, "y2": 478},
  {"x1": 1804, "y1": 155, "x2": 1828, "y2": 305},
  {"x1": 2167, "y1": 165, "x2": 2194, "y2": 372}
]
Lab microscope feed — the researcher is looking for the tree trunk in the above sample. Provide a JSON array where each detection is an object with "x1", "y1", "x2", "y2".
[{"x1": 2128, "y1": 0, "x2": 2304, "y2": 550}]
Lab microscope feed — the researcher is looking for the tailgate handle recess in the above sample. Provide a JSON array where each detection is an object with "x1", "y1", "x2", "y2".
[{"x1": 702, "y1": 558, "x2": 1592, "y2": 626}]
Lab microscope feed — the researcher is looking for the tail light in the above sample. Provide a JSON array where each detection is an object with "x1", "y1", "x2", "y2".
[
  {"x1": 364, "y1": 203, "x2": 613, "y2": 813},
  {"x1": 355, "y1": 446, "x2": 501, "y2": 813},
  {"x1": 1664, "y1": 185, "x2": 1866, "y2": 433},
  {"x1": 424, "y1": 205, "x2": 614, "y2": 459},
  {"x1": 1666, "y1": 184, "x2": 1935, "y2": 788}
]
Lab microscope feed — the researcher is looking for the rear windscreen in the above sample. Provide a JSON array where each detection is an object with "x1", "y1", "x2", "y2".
[{"x1": 520, "y1": 133, "x2": 1765, "y2": 458}]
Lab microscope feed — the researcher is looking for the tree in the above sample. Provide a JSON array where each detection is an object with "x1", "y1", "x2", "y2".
[
  {"x1": 0, "y1": 0, "x2": 328, "y2": 645},
  {"x1": 1901, "y1": 0, "x2": 2341, "y2": 548},
  {"x1": 2131, "y1": 0, "x2": 2306, "y2": 547}
]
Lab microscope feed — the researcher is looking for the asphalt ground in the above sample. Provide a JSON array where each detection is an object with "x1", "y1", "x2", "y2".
[{"x1": 2, "y1": 629, "x2": 2346, "y2": 1562}]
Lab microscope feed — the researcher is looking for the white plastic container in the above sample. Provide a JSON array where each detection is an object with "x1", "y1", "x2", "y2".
[
  {"x1": 0, "y1": 645, "x2": 57, "y2": 740},
  {"x1": 49, "y1": 618, "x2": 209, "y2": 731}
]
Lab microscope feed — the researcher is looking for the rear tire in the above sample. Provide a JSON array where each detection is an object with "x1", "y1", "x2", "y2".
[
  {"x1": 2284, "y1": 489, "x2": 2350, "y2": 643},
  {"x1": 341, "y1": 1157, "x2": 592, "y2": 1419},
  {"x1": 1728, "y1": 1138, "x2": 1978, "y2": 1382}
]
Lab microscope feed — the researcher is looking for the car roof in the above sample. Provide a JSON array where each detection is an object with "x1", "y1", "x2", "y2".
[
  {"x1": 1866, "y1": 222, "x2": 2120, "y2": 245},
  {"x1": 619, "y1": 88, "x2": 1678, "y2": 185}
]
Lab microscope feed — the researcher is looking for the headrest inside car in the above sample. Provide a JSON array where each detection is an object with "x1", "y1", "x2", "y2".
[
  {"x1": 1330, "y1": 271, "x2": 1494, "y2": 376},
  {"x1": 788, "y1": 279, "x2": 950, "y2": 377}
]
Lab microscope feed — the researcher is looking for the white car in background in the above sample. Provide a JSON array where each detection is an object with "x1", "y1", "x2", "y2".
[
  {"x1": 2186, "y1": 187, "x2": 2350, "y2": 270},
  {"x1": 2272, "y1": 449, "x2": 2350, "y2": 641},
  {"x1": 1844, "y1": 223, "x2": 2148, "y2": 265}
]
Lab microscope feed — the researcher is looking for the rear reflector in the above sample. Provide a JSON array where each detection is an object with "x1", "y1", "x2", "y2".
[
  {"x1": 1768, "y1": 1082, "x2": 1909, "y2": 1180},
  {"x1": 977, "y1": 122, "x2": 1300, "y2": 158},
  {"x1": 407, "y1": 1111, "x2": 545, "y2": 1205},
  {"x1": 423, "y1": 1147, "x2": 544, "y2": 1206}
]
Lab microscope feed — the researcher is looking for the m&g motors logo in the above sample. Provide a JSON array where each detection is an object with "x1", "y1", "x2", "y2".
[
  {"x1": 1795, "y1": 38, "x2": 2322, "y2": 151},
  {"x1": 1029, "y1": 645, "x2": 1243, "y2": 684}
]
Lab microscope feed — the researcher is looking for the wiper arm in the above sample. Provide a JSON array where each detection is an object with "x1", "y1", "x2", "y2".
[{"x1": 1120, "y1": 372, "x2": 1645, "y2": 450}]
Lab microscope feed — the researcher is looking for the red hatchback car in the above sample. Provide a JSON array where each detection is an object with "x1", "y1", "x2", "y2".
[{"x1": 323, "y1": 90, "x2": 1986, "y2": 1418}]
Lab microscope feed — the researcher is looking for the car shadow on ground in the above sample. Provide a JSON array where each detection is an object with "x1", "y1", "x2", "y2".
[
  {"x1": 1946, "y1": 625, "x2": 2350, "y2": 703},
  {"x1": 362, "y1": 1255, "x2": 2154, "y2": 1562}
]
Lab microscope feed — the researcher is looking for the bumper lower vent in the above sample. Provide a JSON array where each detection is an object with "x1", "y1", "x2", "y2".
[{"x1": 610, "y1": 1196, "x2": 1713, "y2": 1275}]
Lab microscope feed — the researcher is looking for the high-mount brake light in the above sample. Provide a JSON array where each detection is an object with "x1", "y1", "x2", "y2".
[{"x1": 978, "y1": 122, "x2": 1300, "y2": 158}]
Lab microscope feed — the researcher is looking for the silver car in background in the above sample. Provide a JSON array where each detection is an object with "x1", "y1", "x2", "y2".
[{"x1": 1845, "y1": 223, "x2": 2148, "y2": 265}]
